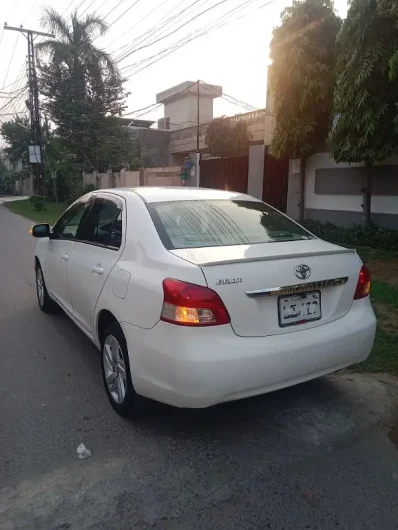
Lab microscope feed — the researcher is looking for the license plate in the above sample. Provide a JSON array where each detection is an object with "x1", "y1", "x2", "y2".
[{"x1": 278, "y1": 291, "x2": 321, "y2": 327}]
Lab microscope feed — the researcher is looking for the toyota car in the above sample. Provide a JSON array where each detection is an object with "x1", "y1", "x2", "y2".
[{"x1": 31, "y1": 188, "x2": 376, "y2": 416}]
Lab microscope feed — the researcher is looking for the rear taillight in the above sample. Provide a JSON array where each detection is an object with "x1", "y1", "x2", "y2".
[
  {"x1": 354, "y1": 265, "x2": 371, "y2": 300},
  {"x1": 161, "y1": 278, "x2": 230, "y2": 326}
]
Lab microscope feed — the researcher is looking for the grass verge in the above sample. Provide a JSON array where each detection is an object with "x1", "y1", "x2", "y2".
[
  {"x1": 355, "y1": 246, "x2": 398, "y2": 263},
  {"x1": 4, "y1": 199, "x2": 67, "y2": 225},
  {"x1": 356, "y1": 279, "x2": 398, "y2": 375}
]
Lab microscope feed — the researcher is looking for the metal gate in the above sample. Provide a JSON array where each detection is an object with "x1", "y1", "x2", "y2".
[
  {"x1": 200, "y1": 155, "x2": 248, "y2": 193},
  {"x1": 262, "y1": 151, "x2": 289, "y2": 212}
]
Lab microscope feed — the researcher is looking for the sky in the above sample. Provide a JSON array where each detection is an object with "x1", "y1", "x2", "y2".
[{"x1": 0, "y1": 0, "x2": 348, "y2": 131}]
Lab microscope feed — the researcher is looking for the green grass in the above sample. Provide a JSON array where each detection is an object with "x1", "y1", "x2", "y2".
[
  {"x1": 354, "y1": 279, "x2": 398, "y2": 375},
  {"x1": 371, "y1": 280, "x2": 398, "y2": 308},
  {"x1": 356, "y1": 331, "x2": 398, "y2": 375},
  {"x1": 355, "y1": 246, "x2": 398, "y2": 263},
  {"x1": 5, "y1": 199, "x2": 67, "y2": 225}
]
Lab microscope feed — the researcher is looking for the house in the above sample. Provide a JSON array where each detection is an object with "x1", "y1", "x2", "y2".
[
  {"x1": 263, "y1": 74, "x2": 398, "y2": 229},
  {"x1": 124, "y1": 81, "x2": 267, "y2": 167}
]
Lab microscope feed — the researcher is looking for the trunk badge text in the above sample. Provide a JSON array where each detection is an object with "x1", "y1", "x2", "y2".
[
  {"x1": 216, "y1": 278, "x2": 243, "y2": 285},
  {"x1": 295, "y1": 264, "x2": 311, "y2": 280}
]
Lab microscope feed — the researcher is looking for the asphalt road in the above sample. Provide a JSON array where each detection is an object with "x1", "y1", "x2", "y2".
[{"x1": 0, "y1": 203, "x2": 397, "y2": 530}]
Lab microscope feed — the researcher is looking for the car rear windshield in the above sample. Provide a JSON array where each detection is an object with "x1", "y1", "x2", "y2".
[{"x1": 147, "y1": 200, "x2": 314, "y2": 250}]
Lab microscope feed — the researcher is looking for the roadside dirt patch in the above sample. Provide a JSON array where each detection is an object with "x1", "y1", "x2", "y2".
[
  {"x1": 372, "y1": 302, "x2": 398, "y2": 334},
  {"x1": 368, "y1": 259, "x2": 398, "y2": 286}
]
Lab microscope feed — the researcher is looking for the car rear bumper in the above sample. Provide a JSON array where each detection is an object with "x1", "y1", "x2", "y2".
[{"x1": 121, "y1": 298, "x2": 376, "y2": 408}]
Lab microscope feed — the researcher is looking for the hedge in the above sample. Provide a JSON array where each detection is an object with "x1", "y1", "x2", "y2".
[{"x1": 302, "y1": 220, "x2": 398, "y2": 252}]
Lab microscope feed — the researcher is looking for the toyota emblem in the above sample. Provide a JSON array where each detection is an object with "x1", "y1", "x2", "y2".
[{"x1": 295, "y1": 264, "x2": 311, "y2": 280}]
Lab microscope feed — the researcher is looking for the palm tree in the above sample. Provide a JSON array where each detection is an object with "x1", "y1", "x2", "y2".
[
  {"x1": 37, "y1": 8, "x2": 126, "y2": 169},
  {"x1": 37, "y1": 7, "x2": 117, "y2": 80}
]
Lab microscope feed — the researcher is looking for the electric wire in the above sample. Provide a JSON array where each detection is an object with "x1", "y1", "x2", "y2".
[{"x1": 120, "y1": 0, "x2": 272, "y2": 78}]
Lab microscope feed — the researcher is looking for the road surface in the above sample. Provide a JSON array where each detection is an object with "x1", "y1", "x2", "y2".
[{"x1": 0, "y1": 204, "x2": 397, "y2": 530}]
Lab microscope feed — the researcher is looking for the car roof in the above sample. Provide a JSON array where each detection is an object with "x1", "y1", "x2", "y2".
[{"x1": 96, "y1": 187, "x2": 260, "y2": 204}]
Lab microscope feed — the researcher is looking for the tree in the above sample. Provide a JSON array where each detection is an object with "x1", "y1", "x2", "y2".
[
  {"x1": 0, "y1": 117, "x2": 31, "y2": 195},
  {"x1": 94, "y1": 118, "x2": 136, "y2": 171},
  {"x1": 378, "y1": 0, "x2": 398, "y2": 80},
  {"x1": 205, "y1": 117, "x2": 252, "y2": 155},
  {"x1": 331, "y1": 0, "x2": 398, "y2": 226},
  {"x1": 1, "y1": 116, "x2": 31, "y2": 167},
  {"x1": 269, "y1": 0, "x2": 340, "y2": 221},
  {"x1": 37, "y1": 8, "x2": 129, "y2": 172}
]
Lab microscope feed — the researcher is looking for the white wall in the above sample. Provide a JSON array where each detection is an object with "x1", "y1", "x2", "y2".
[
  {"x1": 304, "y1": 152, "x2": 398, "y2": 215},
  {"x1": 164, "y1": 96, "x2": 213, "y2": 130}
]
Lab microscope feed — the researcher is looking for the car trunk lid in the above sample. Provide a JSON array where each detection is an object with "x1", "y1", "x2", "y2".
[{"x1": 170, "y1": 240, "x2": 361, "y2": 337}]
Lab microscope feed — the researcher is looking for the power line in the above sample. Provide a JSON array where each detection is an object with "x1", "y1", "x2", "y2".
[
  {"x1": 61, "y1": 0, "x2": 80, "y2": 16},
  {"x1": 80, "y1": 0, "x2": 98, "y2": 17},
  {"x1": 102, "y1": 0, "x2": 127, "y2": 21},
  {"x1": 0, "y1": 112, "x2": 27, "y2": 117},
  {"x1": 0, "y1": 85, "x2": 27, "y2": 97},
  {"x1": 0, "y1": 2, "x2": 21, "y2": 50},
  {"x1": 121, "y1": 0, "x2": 275, "y2": 80},
  {"x1": 123, "y1": 80, "x2": 199, "y2": 120},
  {"x1": 1, "y1": 64, "x2": 27, "y2": 91},
  {"x1": 65, "y1": 0, "x2": 91, "y2": 18},
  {"x1": 88, "y1": 0, "x2": 110, "y2": 16},
  {"x1": 0, "y1": 65, "x2": 28, "y2": 121},
  {"x1": 1, "y1": 34, "x2": 20, "y2": 90},
  {"x1": 201, "y1": 83, "x2": 258, "y2": 111},
  {"x1": 106, "y1": 0, "x2": 170, "y2": 51},
  {"x1": 120, "y1": 0, "x2": 269, "y2": 77},
  {"x1": 122, "y1": 102, "x2": 160, "y2": 117},
  {"x1": 117, "y1": 0, "x2": 230, "y2": 64},
  {"x1": 21, "y1": 0, "x2": 40, "y2": 25},
  {"x1": 113, "y1": 0, "x2": 206, "y2": 60},
  {"x1": 103, "y1": 0, "x2": 142, "y2": 35},
  {"x1": 122, "y1": 81, "x2": 259, "y2": 123},
  {"x1": 0, "y1": 89, "x2": 28, "y2": 113}
]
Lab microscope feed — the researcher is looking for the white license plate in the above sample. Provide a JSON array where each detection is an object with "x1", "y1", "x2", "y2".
[{"x1": 278, "y1": 291, "x2": 321, "y2": 327}]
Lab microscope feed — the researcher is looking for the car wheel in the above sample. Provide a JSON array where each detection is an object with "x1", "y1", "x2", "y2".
[
  {"x1": 35, "y1": 263, "x2": 57, "y2": 313},
  {"x1": 101, "y1": 322, "x2": 145, "y2": 417}
]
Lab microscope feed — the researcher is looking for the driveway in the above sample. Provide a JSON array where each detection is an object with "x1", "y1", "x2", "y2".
[{"x1": 0, "y1": 204, "x2": 397, "y2": 530}]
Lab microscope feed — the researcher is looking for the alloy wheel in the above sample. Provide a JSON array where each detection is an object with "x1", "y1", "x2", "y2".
[
  {"x1": 103, "y1": 334, "x2": 127, "y2": 404},
  {"x1": 36, "y1": 268, "x2": 45, "y2": 307}
]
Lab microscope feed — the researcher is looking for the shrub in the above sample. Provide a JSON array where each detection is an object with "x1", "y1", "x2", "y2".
[
  {"x1": 29, "y1": 195, "x2": 46, "y2": 211},
  {"x1": 302, "y1": 220, "x2": 398, "y2": 252}
]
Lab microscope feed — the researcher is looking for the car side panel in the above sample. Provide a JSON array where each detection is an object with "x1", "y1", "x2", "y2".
[{"x1": 94, "y1": 195, "x2": 206, "y2": 344}]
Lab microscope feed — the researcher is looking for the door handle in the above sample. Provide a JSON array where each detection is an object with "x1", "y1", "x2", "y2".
[
  {"x1": 92, "y1": 265, "x2": 104, "y2": 275},
  {"x1": 61, "y1": 254, "x2": 69, "y2": 262}
]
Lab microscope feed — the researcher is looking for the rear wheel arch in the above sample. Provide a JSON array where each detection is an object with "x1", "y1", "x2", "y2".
[{"x1": 97, "y1": 309, "x2": 119, "y2": 345}]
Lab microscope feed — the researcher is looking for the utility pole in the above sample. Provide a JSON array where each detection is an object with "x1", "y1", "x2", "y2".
[
  {"x1": 4, "y1": 24, "x2": 54, "y2": 196},
  {"x1": 196, "y1": 79, "x2": 200, "y2": 153}
]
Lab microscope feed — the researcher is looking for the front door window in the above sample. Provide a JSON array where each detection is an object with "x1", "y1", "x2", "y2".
[{"x1": 52, "y1": 197, "x2": 92, "y2": 240}]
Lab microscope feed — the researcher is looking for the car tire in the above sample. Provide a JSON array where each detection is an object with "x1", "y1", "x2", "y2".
[
  {"x1": 35, "y1": 263, "x2": 57, "y2": 313},
  {"x1": 101, "y1": 322, "x2": 146, "y2": 417}
]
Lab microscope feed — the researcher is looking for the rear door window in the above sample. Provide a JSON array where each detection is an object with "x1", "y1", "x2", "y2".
[
  {"x1": 78, "y1": 196, "x2": 123, "y2": 249},
  {"x1": 148, "y1": 200, "x2": 313, "y2": 250}
]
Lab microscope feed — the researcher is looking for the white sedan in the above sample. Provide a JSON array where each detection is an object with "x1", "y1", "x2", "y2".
[{"x1": 31, "y1": 187, "x2": 376, "y2": 416}]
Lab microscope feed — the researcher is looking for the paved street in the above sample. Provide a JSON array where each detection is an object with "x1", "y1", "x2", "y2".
[{"x1": 0, "y1": 204, "x2": 397, "y2": 530}]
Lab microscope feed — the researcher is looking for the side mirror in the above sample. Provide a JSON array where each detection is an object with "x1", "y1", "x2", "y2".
[{"x1": 30, "y1": 223, "x2": 50, "y2": 238}]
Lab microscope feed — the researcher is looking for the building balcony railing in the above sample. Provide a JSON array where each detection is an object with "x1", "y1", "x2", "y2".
[{"x1": 170, "y1": 109, "x2": 266, "y2": 142}]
